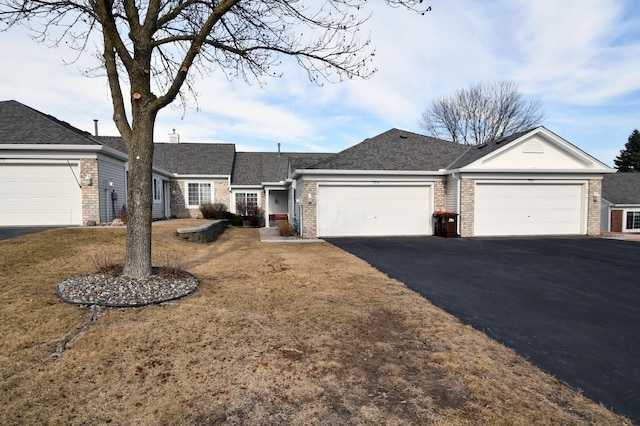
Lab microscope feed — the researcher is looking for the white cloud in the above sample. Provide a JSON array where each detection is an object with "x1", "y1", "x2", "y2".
[{"x1": 1, "y1": 0, "x2": 639, "y2": 163}]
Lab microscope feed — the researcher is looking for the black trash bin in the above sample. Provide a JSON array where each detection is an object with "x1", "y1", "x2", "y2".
[
  {"x1": 432, "y1": 212, "x2": 444, "y2": 236},
  {"x1": 441, "y1": 212, "x2": 459, "y2": 238}
]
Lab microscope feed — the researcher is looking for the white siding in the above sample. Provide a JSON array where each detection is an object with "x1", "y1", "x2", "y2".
[{"x1": 445, "y1": 177, "x2": 458, "y2": 212}]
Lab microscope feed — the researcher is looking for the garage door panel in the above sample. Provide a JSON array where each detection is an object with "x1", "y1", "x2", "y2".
[
  {"x1": 0, "y1": 163, "x2": 82, "y2": 226},
  {"x1": 475, "y1": 183, "x2": 583, "y2": 236},
  {"x1": 317, "y1": 184, "x2": 432, "y2": 237}
]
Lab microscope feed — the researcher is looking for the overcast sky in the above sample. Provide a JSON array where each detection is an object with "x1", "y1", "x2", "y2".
[{"x1": 2, "y1": 0, "x2": 639, "y2": 166}]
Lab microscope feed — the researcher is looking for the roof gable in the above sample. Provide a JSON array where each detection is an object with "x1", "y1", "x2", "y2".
[
  {"x1": 0, "y1": 100, "x2": 100, "y2": 146},
  {"x1": 602, "y1": 173, "x2": 640, "y2": 205},
  {"x1": 233, "y1": 152, "x2": 334, "y2": 185},
  {"x1": 452, "y1": 127, "x2": 612, "y2": 172},
  {"x1": 305, "y1": 128, "x2": 467, "y2": 171}
]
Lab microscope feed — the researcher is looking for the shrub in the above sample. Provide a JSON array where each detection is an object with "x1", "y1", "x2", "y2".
[
  {"x1": 92, "y1": 251, "x2": 124, "y2": 276},
  {"x1": 228, "y1": 214, "x2": 243, "y2": 227},
  {"x1": 277, "y1": 221, "x2": 296, "y2": 237},
  {"x1": 248, "y1": 206, "x2": 265, "y2": 227},
  {"x1": 237, "y1": 202, "x2": 265, "y2": 227},
  {"x1": 200, "y1": 202, "x2": 228, "y2": 219},
  {"x1": 155, "y1": 254, "x2": 189, "y2": 279}
]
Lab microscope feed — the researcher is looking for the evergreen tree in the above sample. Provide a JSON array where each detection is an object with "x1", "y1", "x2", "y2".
[{"x1": 614, "y1": 129, "x2": 640, "y2": 172}]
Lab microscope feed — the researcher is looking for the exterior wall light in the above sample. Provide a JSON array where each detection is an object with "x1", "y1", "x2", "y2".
[{"x1": 85, "y1": 175, "x2": 92, "y2": 186}]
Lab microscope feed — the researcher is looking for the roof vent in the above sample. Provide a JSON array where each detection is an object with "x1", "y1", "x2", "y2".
[
  {"x1": 168, "y1": 129, "x2": 180, "y2": 144},
  {"x1": 477, "y1": 143, "x2": 487, "y2": 149},
  {"x1": 399, "y1": 134, "x2": 408, "y2": 139}
]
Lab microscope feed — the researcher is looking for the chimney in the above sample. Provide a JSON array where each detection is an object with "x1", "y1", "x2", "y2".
[
  {"x1": 93, "y1": 119, "x2": 99, "y2": 136},
  {"x1": 277, "y1": 142, "x2": 281, "y2": 156},
  {"x1": 168, "y1": 129, "x2": 180, "y2": 143}
]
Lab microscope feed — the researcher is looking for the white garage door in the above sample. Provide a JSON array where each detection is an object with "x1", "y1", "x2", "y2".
[
  {"x1": 317, "y1": 184, "x2": 432, "y2": 237},
  {"x1": 0, "y1": 163, "x2": 82, "y2": 226},
  {"x1": 474, "y1": 183, "x2": 584, "y2": 236}
]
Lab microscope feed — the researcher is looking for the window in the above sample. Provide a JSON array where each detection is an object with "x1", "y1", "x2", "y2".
[
  {"x1": 153, "y1": 178, "x2": 162, "y2": 202},
  {"x1": 626, "y1": 211, "x2": 640, "y2": 230},
  {"x1": 188, "y1": 182, "x2": 211, "y2": 206},
  {"x1": 236, "y1": 192, "x2": 258, "y2": 215}
]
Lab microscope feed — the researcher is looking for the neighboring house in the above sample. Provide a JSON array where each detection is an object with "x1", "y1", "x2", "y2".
[
  {"x1": 601, "y1": 173, "x2": 640, "y2": 233},
  {"x1": 0, "y1": 100, "x2": 616, "y2": 239},
  {"x1": 98, "y1": 134, "x2": 236, "y2": 219},
  {"x1": 291, "y1": 127, "x2": 614, "y2": 238},
  {"x1": 0, "y1": 100, "x2": 173, "y2": 226}
]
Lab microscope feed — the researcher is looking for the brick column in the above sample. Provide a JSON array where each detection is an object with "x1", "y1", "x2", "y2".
[
  {"x1": 81, "y1": 159, "x2": 100, "y2": 225},
  {"x1": 300, "y1": 180, "x2": 318, "y2": 238},
  {"x1": 587, "y1": 179, "x2": 602, "y2": 236},
  {"x1": 433, "y1": 180, "x2": 446, "y2": 212},
  {"x1": 170, "y1": 181, "x2": 190, "y2": 218},
  {"x1": 214, "y1": 180, "x2": 231, "y2": 210},
  {"x1": 459, "y1": 179, "x2": 475, "y2": 237}
]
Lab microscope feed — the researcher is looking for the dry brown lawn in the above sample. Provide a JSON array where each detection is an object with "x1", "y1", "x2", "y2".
[{"x1": 0, "y1": 220, "x2": 631, "y2": 425}]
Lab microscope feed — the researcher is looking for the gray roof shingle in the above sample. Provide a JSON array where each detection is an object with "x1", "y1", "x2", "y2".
[
  {"x1": 602, "y1": 173, "x2": 640, "y2": 205},
  {"x1": 0, "y1": 100, "x2": 100, "y2": 146},
  {"x1": 98, "y1": 137, "x2": 236, "y2": 175},
  {"x1": 302, "y1": 128, "x2": 468, "y2": 171},
  {"x1": 233, "y1": 152, "x2": 334, "y2": 185}
]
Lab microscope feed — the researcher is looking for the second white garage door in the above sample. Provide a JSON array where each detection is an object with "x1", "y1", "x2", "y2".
[
  {"x1": 474, "y1": 183, "x2": 584, "y2": 236},
  {"x1": 0, "y1": 162, "x2": 82, "y2": 226},
  {"x1": 317, "y1": 184, "x2": 432, "y2": 237}
]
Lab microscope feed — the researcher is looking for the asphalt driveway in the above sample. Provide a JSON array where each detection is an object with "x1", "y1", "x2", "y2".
[
  {"x1": 0, "y1": 227, "x2": 59, "y2": 241},
  {"x1": 327, "y1": 236, "x2": 640, "y2": 423}
]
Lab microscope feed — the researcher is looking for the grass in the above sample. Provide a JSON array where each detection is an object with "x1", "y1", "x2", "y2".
[{"x1": 0, "y1": 220, "x2": 631, "y2": 425}]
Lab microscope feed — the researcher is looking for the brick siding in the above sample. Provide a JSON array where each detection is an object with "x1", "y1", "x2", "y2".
[
  {"x1": 433, "y1": 180, "x2": 446, "y2": 212},
  {"x1": 459, "y1": 179, "x2": 475, "y2": 237},
  {"x1": 300, "y1": 180, "x2": 317, "y2": 238},
  {"x1": 587, "y1": 179, "x2": 602, "y2": 236},
  {"x1": 80, "y1": 159, "x2": 100, "y2": 225}
]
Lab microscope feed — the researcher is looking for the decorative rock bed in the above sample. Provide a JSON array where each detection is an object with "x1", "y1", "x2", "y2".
[{"x1": 56, "y1": 268, "x2": 199, "y2": 307}]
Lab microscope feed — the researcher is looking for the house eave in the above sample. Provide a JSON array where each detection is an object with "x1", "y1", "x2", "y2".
[
  {"x1": 172, "y1": 174, "x2": 231, "y2": 179},
  {"x1": 290, "y1": 168, "x2": 446, "y2": 179},
  {"x1": 0, "y1": 143, "x2": 129, "y2": 161},
  {"x1": 453, "y1": 168, "x2": 616, "y2": 175}
]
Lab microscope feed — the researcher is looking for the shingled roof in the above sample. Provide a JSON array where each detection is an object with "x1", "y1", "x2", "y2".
[
  {"x1": 301, "y1": 128, "x2": 468, "y2": 171},
  {"x1": 232, "y1": 152, "x2": 334, "y2": 185},
  {"x1": 98, "y1": 137, "x2": 236, "y2": 176},
  {"x1": 0, "y1": 100, "x2": 100, "y2": 146},
  {"x1": 602, "y1": 173, "x2": 640, "y2": 205}
]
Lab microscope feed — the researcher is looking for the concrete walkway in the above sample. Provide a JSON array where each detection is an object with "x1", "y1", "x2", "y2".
[{"x1": 259, "y1": 227, "x2": 324, "y2": 243}]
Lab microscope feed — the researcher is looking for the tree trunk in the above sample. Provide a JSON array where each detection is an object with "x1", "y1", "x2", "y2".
[{"x1": 123, "y1": 115, "x2": 156, "y2": 279}]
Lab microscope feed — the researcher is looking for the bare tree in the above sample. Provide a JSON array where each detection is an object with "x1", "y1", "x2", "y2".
[
  {"x1": 419, "y1": 80, "x2": 545, "y2": 145},
  {"x1": 0, "y1": 0, "x2": 430, "y2": 278}
]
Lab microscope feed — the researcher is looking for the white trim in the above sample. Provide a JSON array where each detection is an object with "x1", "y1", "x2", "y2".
[
  {"x1": 173, "y1": 174, "x2": 230, "y2": 179},
  {"x1": 317, "y1": 181, "x2": 434, "y2": 187},
  {"x1": 622, "y1": 208, "x2": 640, "y2": 232},
  {"x1": 291, "y1": 168, "x2": 445, "y2": 179},
  {"x1": 185, "y1": 180, "x2": 214, "y2": 208}
]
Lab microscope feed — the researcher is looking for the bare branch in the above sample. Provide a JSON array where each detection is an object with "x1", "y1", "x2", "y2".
[{"x1": 419, "y1": 80, "x2": 546, "y2": 145}]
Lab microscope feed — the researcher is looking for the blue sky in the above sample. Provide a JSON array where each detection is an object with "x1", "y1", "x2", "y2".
[{"x1": 2, "y1": 0, "x2": 639, "y2": 166}]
